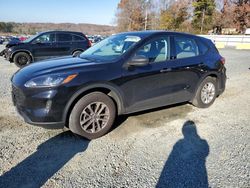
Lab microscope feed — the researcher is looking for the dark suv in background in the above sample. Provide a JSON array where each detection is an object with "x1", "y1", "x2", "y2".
[{"x1": 1, "y1": 31, "x2": 91, "y2": 67}]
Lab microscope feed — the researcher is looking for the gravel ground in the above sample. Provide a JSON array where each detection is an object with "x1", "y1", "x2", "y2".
[{"x1": 0, "y1": 45, "x2": 249, "y2": 188}]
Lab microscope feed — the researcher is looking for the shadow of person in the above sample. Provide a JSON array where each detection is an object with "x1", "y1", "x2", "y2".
[
  {"x1": 0, "y1": 131, "x2": 89, "y2": 188},
  {"x1": 156, "y1": 121, "x2": 210, "y2": 188}
]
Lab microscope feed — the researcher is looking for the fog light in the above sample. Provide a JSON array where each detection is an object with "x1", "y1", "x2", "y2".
[{"x1": 45, "y1": 100, "x2": 52, "y2": 112}]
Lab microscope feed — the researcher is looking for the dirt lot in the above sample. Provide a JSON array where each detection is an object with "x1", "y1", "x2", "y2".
[{"x1": 0, "y1": 45, "x2": 249, "y2": 188}]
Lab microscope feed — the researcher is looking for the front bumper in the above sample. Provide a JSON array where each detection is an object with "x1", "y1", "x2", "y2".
[
  {"x1": 0, "y1": 48, "x2": 12, "y2": 61},
  {"x1": 12, "y1": 84, "x2": 66, "y2": 129},
  {"x1": 5, "y1": 49, "x2": 12, "y2": 61},
  {"x1": 0, "y1": 49, "x2": 5, "y2": 56},
  {"x1": 15, "y1": 107, "x2": 64, "y2": 129}
]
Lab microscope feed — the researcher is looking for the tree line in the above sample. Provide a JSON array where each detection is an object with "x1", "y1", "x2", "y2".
[
  {"x1": 0, "y1": 22, "x2": 115, "y2": 35},
  {"x1": 115, "y1": 0, "x2": 250, "y2": 34}
]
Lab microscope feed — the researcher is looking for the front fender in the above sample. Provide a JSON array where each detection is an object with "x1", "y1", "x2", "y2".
[{"x1": 62, "y1": 82, "x2": 125, "y2": 124}]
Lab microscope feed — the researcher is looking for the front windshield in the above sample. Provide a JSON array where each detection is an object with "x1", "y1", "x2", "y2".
[
  {"x1": 80, "y1": 34, "x2": 141, "y2": 61},
  {"x1": 23, "y1": 33, "x2": 40, "y2": 43}
]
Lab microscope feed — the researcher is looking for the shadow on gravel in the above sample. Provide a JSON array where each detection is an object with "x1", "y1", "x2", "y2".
[
  {"x1": 0, "y1": 131, "x2": 89, "y2": 188},
  {"x1": 110, "y1": 102, "x2": 193, "y2": 138},
  {"x1": 156, "y1": 121, "x2": 209, "y2": 188}
]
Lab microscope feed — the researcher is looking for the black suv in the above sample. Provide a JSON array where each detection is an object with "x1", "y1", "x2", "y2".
[
  {"x1": 11, "y1": 31, "x2": 226, "y2": 139},
  {"x1": 2, "y1": 31, "x2": 91, "y2": 67}
]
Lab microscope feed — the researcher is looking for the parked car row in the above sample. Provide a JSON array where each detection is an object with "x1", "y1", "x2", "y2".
[
  {"x1": 10, "y1": 30, "x2": 226, "y2": 139},
  {"x1": 0, "y1": 31, "x2": 91, "y2": 67},
  {"x1": 0, "y1": 35, "x2": 29, "y2": 44},
  {"x1": 86, "y1": 35, "x2": 107, "y2": 45}
]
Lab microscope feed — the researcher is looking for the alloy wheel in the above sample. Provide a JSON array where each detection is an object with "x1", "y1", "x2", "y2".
[
  {"x1": 79, "y1": 102, "x2": 110, "y2": 133},
  {"x1": 201, "y1": 82, "x2": 215, "y2": 104}
]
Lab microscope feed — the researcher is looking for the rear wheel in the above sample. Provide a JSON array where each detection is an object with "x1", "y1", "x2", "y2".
[
  {"x1": 69, "y1": 92, "x2": 116, "y2": 140},
  {"x1": 192, "y1": 77, "x2": 217, "y2": 108},
  {"x1": 72, "y1": 50, "x2": 82, "y2": 57},
  {"x1": 13, "y1": 52, "x2": 31, "y2": 67}
]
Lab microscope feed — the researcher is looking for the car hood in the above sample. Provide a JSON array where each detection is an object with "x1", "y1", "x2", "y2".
[
  {"x1": 6, "y1": 41, "x2": 23, "y2": 48},
  {"x1": 13, "y1": 56, "x2": 101, "y2": 81}
]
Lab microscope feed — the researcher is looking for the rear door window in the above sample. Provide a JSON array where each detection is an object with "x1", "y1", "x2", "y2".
[
  {"x1": 57, "y1": 33, "x2": 72, "y2": 42},
  {"x1": 174, "y1": 36, "x2": 199, "y2": 59}
]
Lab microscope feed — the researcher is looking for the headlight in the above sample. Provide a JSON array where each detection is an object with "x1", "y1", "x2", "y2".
[{"x1": 24, "y1": 73, "x2": 77, "y2": 88}]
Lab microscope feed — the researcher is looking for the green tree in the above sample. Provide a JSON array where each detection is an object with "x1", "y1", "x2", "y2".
[
  {"x1": 192, "y1": 0, "x2": 216, "y2": 33},
  {"x1": 159, "y1": 10, "x2": 174, "y2": 30},
  {"x1": 159, "y1": 0, "x2": 189, "y2": 31}
]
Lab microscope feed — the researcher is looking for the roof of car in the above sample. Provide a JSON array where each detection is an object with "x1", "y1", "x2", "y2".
[
  {"x1": 39, "y1": 30, "x2": 84, "y2": 35},
  {"x1": 118, "y1": 30, "x2": 199, "y2": 38}
]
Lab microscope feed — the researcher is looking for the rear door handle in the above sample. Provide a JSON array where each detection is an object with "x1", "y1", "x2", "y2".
[{"x1": 160, "y1": 68, "x2": 172, "y2": 73}]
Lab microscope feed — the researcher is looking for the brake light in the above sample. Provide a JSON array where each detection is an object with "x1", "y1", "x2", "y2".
[
  {"x1": 220, "y1": 57, "x2": 225, "y2": 65},
  {"x1": 87, "y1": 39, "x2": 92, "y2": 47}
]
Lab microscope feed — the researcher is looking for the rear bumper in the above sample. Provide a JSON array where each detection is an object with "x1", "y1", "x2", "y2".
[{"x1": 218, "y1": 66, "x2": 227, "y2": 95}]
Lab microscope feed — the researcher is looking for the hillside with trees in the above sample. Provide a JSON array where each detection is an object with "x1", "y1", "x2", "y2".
[
  {"x1": 0, "y1": 22, "x2": 115, "y2": 35},
  {"x1": 115, "y1": 0, "x2": 250, "y2": 34},
  {"x1": 1, "y1": 0, "x2": 249, "y2": 35}
]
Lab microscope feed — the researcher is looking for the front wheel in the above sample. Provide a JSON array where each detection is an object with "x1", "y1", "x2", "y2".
[
  {"x1": 69, "y1": 92, "x2": 116, "y2": 140},
  {"x1": 13, "y1": 52, "x2": 31, "y2": 67},
  {"x1": 192, "y1": 77, "x2": 217, "y2": 108}
]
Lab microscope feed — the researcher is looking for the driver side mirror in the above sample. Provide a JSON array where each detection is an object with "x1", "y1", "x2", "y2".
[{"x1": 127, "y1": 55, "x2": 149, "y2": 67}]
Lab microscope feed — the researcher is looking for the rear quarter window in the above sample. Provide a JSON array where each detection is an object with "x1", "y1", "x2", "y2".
[
  {"x1": 73, "y1": 35, "x2": 86, "y2": 41},
  {"x1": 196, "y1": 39, "x2": 209, "y2": 55}
]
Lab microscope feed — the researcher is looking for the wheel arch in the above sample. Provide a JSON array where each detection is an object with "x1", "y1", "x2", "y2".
[
  {"x1": 63, "y1": 83, "x2": 125, "y2": 127},
  {"x1": 191, "y1": 72, "x2": 219, "y2": 102},
  {"x1": 71, "y1": 48, "x2": 84, "y2": 55},
  {"x1": 11, "y1": 50, "x2": 34, "y2": 62}
]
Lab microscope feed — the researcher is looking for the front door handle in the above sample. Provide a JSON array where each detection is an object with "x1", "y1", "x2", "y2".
[{"x1": 160, "y1": 68, "x2": 172, "y2": 73}]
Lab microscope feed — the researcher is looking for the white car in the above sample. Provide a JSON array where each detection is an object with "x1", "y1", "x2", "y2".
[{"x1": 245, "y1": 28, "x2": 250, "y2": 35}]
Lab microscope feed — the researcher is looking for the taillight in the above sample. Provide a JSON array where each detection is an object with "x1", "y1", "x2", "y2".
[
  {"x1": 220, "y1": 57, "x2": 225, "y2": 65},
  {"x1": 87, "y1": 39, "x2": 91, "y2": 48}
]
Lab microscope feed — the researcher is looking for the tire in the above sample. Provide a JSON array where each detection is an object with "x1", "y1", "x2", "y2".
[
  {"x1": 69, "y1": 92, "x2": 116, "y2": 140},
  {"x1": 13, "y1": 52, "x2": 31, "y2": 68},
  {"x1": 192, "y1": 77, "x2": 217, "y2": 108},
  {"x1": 72, "y1": 50, "x2": 82, "y2": 57}
]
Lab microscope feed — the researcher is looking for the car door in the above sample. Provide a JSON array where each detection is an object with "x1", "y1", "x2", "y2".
[
  {"x1": 120, "y1": 35, "x2": 203, "y2": 113},
  {"x1": 31, "y1": 33, "x2": 57, "y2": 60},
  {"x1": 168, "y1": 35, "x2": 204, "y2": 101},
  {"x1": 56, "y1": 33, "x2": 73, "y2": 56},
  {"x1": 120, "y1": 35, "x2": 183, "y2": 113}
]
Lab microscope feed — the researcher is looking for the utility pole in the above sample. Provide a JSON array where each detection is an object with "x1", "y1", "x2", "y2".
[
  {"x1": 201, "y1": 8, "x2": 205, "y2": 33},
  {"x1": 144, "y1": 0, "x2": 149, "y2": 30},
  {"x1": 145, "y1": 8, "x2": 148, "y2": 30}
]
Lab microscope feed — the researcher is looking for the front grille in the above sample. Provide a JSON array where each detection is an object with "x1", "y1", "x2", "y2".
[{"x1": 12, "y1": 85, "x2": 25, "y2": 106}]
